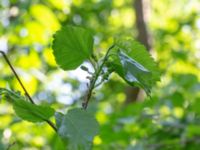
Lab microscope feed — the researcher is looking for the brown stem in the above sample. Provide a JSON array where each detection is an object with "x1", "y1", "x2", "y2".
[{"x1": 0, "y1": 50, "x2": 57, "y2": 132}]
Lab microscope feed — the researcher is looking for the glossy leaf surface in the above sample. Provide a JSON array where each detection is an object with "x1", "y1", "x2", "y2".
[{"x1": 107, "y1": 38, "x2": 160, "y2": 94}]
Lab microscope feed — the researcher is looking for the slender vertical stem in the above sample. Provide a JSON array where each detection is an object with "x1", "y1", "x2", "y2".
[
  {"x1": 0, "y1": 51, "x2": 34, "y2": 104},
  {"x1": 89, "y1": 57, "x2": 97, "y2": 72},
  {"x1": 0, "y1": 50, "x2": 57, "y2": 132},
  {"x1": 82, "y1": 45, "x2": 115, "y2": 109}
]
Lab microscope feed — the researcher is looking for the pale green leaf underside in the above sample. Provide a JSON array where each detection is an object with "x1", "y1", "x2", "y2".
[
  {"x1": 52, "y1": 25, "x2": 94, "y2": 70},
  {"x1": 108, "y1": 38, "x2": 160, "y2": 94},
  {"x1": 115, "y1": 38, "x2": 160, "y2": 82},
  {"x1": 118, "y1": 51, "x2": 152, "y2": 94},
  {"x1": 57, "y1": 108, "x2": 99, "y2": 150}
]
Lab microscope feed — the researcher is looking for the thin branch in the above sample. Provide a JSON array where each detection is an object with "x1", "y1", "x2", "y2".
[
  {"x1": 6, "y1": 141, "x2": 16, "y2": 150},
  {"x1": 82, "y1": 45, "x2": 115, "y2": 109},
  {"x1": 94, "y1": 78, "x2": 104, "y2": 88},
  {"x1": 0, "y1": 50, "x2": 57, "y2": 132},
  {"x1": 45, "y1": 119, "x2": 57, "y2": 132},
  {"x1": 89, "y1": 57, "x2": 97, "y2": 72},
  {"x1": 0, "y1": 51, "x2": 34, "y2": 104},
  {"x1": 91, "y1": 54, "x2": 98, "y2": 62}
]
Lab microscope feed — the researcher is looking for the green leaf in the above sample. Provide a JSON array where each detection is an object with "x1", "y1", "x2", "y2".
[
  {"x1": 55, "y1": 112, "x2": 64, "y2": 129},
  {"x1": 0, "y1": 88, "x2": 22, "y2": 102},
  {"x1": 108, "y1": 38, "x2": 160, "y2": 94},
  {"x1": 0, "y1": 88, "x2": 55, "y2": 122},
  {"x1": 118, "y1": 51, "x2": 152, "y2": 93},
  {"x1": 52, "y1": 25, "x2": 94, "y2": 70},
  {"x1": 56, "y1": 108, "x2": 99, "y2": 150},
  {"x1": 13, "y1": 99, "x2": 55, "y2": 122}
]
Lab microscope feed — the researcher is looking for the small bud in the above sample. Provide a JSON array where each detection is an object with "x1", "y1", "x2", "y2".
[
  {"x1": 86, "y1": 76, "x2": 92, "y2": 80},
  {"x1": 80, "y1": 66, "x2": 88, "y2": 71}
]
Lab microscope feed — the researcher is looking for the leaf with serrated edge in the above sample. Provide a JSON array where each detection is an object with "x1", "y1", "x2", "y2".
[
  {"x1": 118, "y1": 51, "x2": 152, "y2": 94},
  {"x1": 52, "y1": 25, "x2": 94, "y2": 70},
  {"x1": 108, "y1": 38, "x2": 160, "y2": 94},
  {"x1": 57, "y1": 108, "x2": 99, "y2": 150}
]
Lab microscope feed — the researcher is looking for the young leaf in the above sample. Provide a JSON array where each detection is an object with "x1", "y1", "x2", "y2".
[
  {"x1": 118, "y1": 51, "x2": 153, "y2": 93},
  {"x1": 13, "y1": 99, "x2": 55, "y2": 122},
  {"x1": 0, "y1": 88, "x2": 55, "y2": 122},
  {"x1": 52, "y1": 25, "x2": 94, "y2": 70},
  {"x1": 56, "y1": 108, "x2": 99, "y2": 150},
  {"x1": 108, "y1": 38, "x2": 160, "y2": 94},
  {"x1": 0, "y1": 88, "x2": 22, "y2": 102}
]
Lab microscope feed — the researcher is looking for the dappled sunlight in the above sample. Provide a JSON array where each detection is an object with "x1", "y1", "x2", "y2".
[
  {"x1": 109, "y1": 8, "x2": 135, "y2": 28},
  {"x1": 30, "y1": 4, "x2": 60, "y2": 32},
  {"x1": 43, "y1": 48, "x2": 57, "y2": 67},
  {"x1": 96, "y1": 111, "x2": 108, "y2": 124},
  {"x1": 0, "y1": 0, "x2": 200, "y2": 149},
  {"x1": 173, "y1": 107, "x2": 184, "y2": 118},
  {"x1": 93, "y1": 135, "x2": 102, "y2": 145},
  {"x1": 13, "y1": 75, "x2": 38, "y2": 96}
]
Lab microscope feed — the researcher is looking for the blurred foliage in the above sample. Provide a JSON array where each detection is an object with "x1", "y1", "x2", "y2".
[{"x1": 0, "y1": 0, "x2": 200, "y2": 149}]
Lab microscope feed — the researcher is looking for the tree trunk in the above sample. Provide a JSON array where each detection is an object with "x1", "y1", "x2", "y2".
[
  {"x1": 125, "y1": 0, "x2": 151, "y2": 103},
  {"x1": 134, "y1": 0, "x2": 151, "y2": 50}
]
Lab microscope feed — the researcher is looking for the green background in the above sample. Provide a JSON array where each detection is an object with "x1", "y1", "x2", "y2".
[{"x1": 0, "y1": 0, "x2": 200, "y2": 149}]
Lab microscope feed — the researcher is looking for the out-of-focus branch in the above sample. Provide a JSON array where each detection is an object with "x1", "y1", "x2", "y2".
[{"x1": 134, "y1": 0, "x2": 151, "y2": 50}]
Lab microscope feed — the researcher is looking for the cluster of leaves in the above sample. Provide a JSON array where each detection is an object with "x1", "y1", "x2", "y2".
[
  {"x1": 52, "y1": 25, "x2": 160, "y2": 96},
  {"x1": 1, "y1": 0, "x2": 200, "y2": 149},
  {"x1": 0, "y1": 88, "x2": 99, "y2": 149},
  {"x1": 0, "y1": 25, "x2": 160, "y2": 149}
]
